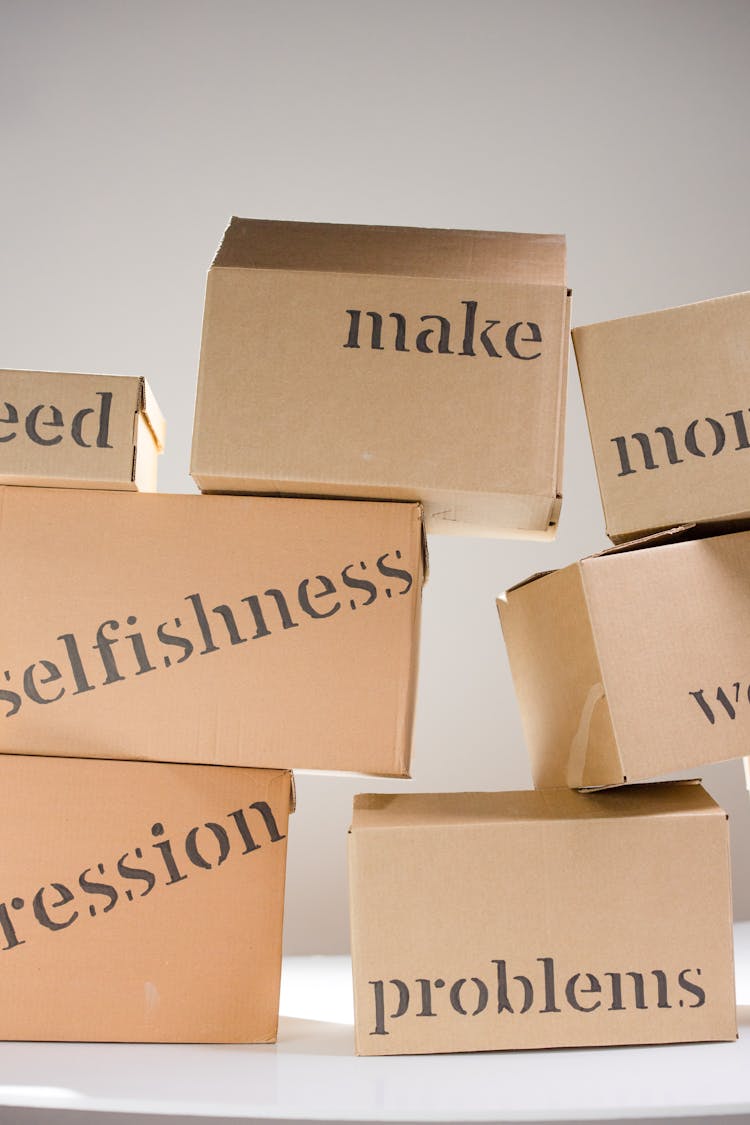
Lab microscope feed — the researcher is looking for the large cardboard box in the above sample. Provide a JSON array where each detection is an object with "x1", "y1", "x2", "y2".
[
  {"x1": 572, "y1": 291, "x2": 750, "y2": 543},
  {"x1": 0, "y1": 370, "x2": 164, "y2": 490},
  {"x1": 498, "y1": 525, "x2": 750, "y2": 788},
  {"x1": 0, "y1": 488, "x2": 424, "y2": 777},
  {"x1": 0, "y1": 754, "x2": 292, "y2": 1042},
  {"x1": 191, "y1": 217, "x2": 571, "y2": 539},
  {"x1": 349, "y1": 783, "x2": 736, "y2": 1055}
]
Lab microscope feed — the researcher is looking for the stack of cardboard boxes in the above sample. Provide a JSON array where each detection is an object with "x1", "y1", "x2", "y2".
[
  {"x1": 349, "y1": 280, "x2": 744, "y2": 1054},
  {"x1": 0, "y1": 219, "x2": 743, "y2": 1059}
]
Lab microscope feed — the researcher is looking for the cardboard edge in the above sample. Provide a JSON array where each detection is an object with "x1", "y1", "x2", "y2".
[
  {"x1": 390, "y1": 505, "x2": 425, "y2": 779},
  {"x1": 211, "y1": 215, "x2": 237, "y2": 267},
  {"x1": 137, "y1": 377, "x2": 166, "y2": 454},
  {"x1": 570, "y1": 325, "x2": 618, "y2": 537},
  {"x1": 499, "y1": 570, "x2": 557, "y2": 597},
  {"x1": 503, "y1": 526, "x2": 701, "y2": 600},
  {"x1": 346, "y1": 821, "x2": 365, "y2": 1057},
  {"x1": 608, "y1": 513, "x2": 750, "y2": 547},
  {"x1": 577, "y1": 776, "x2": 706, "y2": 795},
  {"x1": 192, "y1": 476, "x2": 563, "y2": 539},
  {"x1": 211, "y1": 217, "x2": 568, "y2": 285},
  {"x1": 549, "y1": 287, "x2": 573, "y2": 531},
  {"x1": 419, "y1": 506, "x2": 430, "y2": 583},
  {"x1": 599, "y1": 523, "x2": 697, "y2": 554},
  {"x1": 574, "y1": 566, "x2": 628, "y2": 788},
  {"x1": 571, "y1": 287, "x2": 750, "y2": 338},
  {"x1": 706, "y1": 797, "x2": 740, "y2": 1041}
]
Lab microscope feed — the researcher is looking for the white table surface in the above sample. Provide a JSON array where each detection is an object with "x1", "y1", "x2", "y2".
[{"x1": 0, "y1": 923, "x2": 748, "y2": 1123}]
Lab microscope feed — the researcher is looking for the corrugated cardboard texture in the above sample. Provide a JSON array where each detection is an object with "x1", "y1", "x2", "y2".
[
  {"x1": 0, "y1": 370, "x2": 163, "y2": 491},
  {"x1": 0, "y1": 489, "x2": 423, "y2": 776},
  {"x1": 349, "y1": 783, "x2": 736, "y2": 1055},
  {"x1": 499, "y1": 525, "x2": 750, "y2": 786},
  {"x1": 498, "y1": 566, "x2": 623, "y2": 789},
  {"x1": 572, "y1": 291, "x2": 750, "y2": 543},
  {"x1": 211, "y1": 216, "x2": 567, "y2": 282},
  {"x1": 0, "y1": 754, "x2": 291, "y2": 1042},
  {"x1": 192, "y1": 218, "x2": 570, "y2": 538}
]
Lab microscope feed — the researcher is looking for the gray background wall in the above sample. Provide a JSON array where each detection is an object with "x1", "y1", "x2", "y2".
[{"x1": 2, "y1": 0, "x2": 749, "y2": 954}]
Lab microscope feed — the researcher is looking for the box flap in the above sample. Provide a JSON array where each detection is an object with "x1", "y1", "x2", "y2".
[
  {"x1": 350, "y1": 782, "x2": 719, "y2": 831},
  {"x1": 501, "y1": 569, "x2": 557, "y2": 596},
  {"x1": 138, "y1": 377, "x2": 166, "y2": 453},
  {"x1": 212, "y1": 217, "x2": 566, "y2": 286},
  {"x1": 595, "y1": 524, "x2": 697, "y2": 556},
  {"x1": 502, "y1": 526, "x2": 698, "y2": 597}
]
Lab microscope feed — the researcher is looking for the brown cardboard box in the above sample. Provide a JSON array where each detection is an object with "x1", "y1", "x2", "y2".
[
  {"x1": 0, "y1": 488, "x2": 424, "y2": 777},
  {"x1": 498, "y1": 525, "x2": 750, "y2": 788},
  {"x1": 0, "y1": 753, "x2": 292, "y2": 1042},
  {"x1": 0, "y1": 370, "x2": 165, "y2": 491},
  {"x1": 191, "y1": 217, "x2": 570, "y2": 539},
  {"x1": 349, "y1": 783, "x2": 736, "y2": 1055},
  {"x1": 572, "y1": 292, "x2": 750, "y2": 543}
]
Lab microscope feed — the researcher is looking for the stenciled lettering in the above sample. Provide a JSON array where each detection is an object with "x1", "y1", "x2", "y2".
[
  {"x1": 368, "y1": 958, "x2": 707, "y2": 1035},
  {"x1": 611, "y1": 409, "x2": 750, "y2": 478},
  {"x1": 0, "y1": 547, "x2": 415, "y2": 720},
  {"x1": 0, "y1": 392, "x2": 113, "y2": 449},
  {"x1": 0, "y1": 798, "x2": 286, "y2": 954},
  {"x1": 689, "y1": 681, "x2": 750, "y2": 725},
  {"x1": 343, "y1": 301, "x2": 543, "y2": 361}
]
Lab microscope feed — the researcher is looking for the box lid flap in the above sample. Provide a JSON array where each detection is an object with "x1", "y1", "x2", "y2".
[
  {"x1": 501, "y1": 568, "x2": 557, "y2": 596},
  {"x1": 212, "y1": 217, "x2": 566, "y2": 285},
  {"x1": 501, "y1": 525, "x2": 699, "y2": 598},
  {"x1": 592, "y1": 523, "x2": 698, "y2": 557},
  {"x1": 350, "y1": 781, "x2": 719, "y2": 831}
]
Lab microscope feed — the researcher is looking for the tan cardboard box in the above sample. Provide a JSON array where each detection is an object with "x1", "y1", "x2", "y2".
[
  {"x1": 191, "y1": 217, "x2": 570, "y2": 539},
  {"x1": 0, "y1": 753, "x2": 292, "y2": 1042},
  {"x1": 572, "y1": 291, "x2": 750, "y2": 543},
  {"x1": 0, "y1": 488, "x2": 424, "y2": 777},
  {"x1": 349, "y1": 783, "x2": 736, "y2": 1055},
  {"x1": 0, "y1": 370, "x2": 165, "y2": 490},
  {"x1": 498, "y1": 525, "x2": 750, "y2": 789}
]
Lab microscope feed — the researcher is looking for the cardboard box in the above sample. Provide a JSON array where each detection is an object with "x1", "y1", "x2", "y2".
[
  {"x1": 498, "y1": 525, "x2": 750, "y2": 788},
  {"x1": 349, "y1": 783, "x2": 736, "y2": 1055},
  {"x1": 191, "y1": 217, "x2": 571, "y2": 539},
  {"x1": 0, "y1": 753, "x2": 292, "y2": 1042},
  {"x1": 572, "y1": 291, "x2": 750, "y2": 543},
  {"x1": 0, "y1": 370, "x2": 165, "y2": 491},
  {"x1": 0, "y1": 488, "x2": 424, "y2": 777}
]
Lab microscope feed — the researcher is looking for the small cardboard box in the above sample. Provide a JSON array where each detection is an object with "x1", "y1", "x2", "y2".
[
  {"x1": 0, "y1": 488, "x2": 424, "y2": 777},
  {"x1": 498, "y1": 525, "x2": 750, "y2": 788},
  {"x1": 572, "y1": 291, "x2": 750, "y2": 543},
  {"x1": 191, "y1": 217, "x2": 571, "y2": 539},
  {"x1": 0, "y1": 370, "x2": 165, "y2": 491},
  {"x1": 0, "y1": 753, "x2": 292, "y2": 1042},
  {"x1": 349, "y1": 783, "x2": 736, "y2": 1055}
]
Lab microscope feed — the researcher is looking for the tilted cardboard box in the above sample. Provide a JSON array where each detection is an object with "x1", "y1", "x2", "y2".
[
  {"x1": 0, "y1": 370, "x2": 164, "y2": 491},
  {"x1": 349, "y1": 783, "x2": 736, "y2": 1055},
  {"x1": 0, "y1": 488, "x2": 424, "y2": 777},
  {"x1": 572, "y1": 291, "x2": 750, "y2": 543},
  {"x1": 498, "y1": 525, "x2": 750, "y2": 788},
  {"x1": 0, "y1": 754, "x2": 292, "y2": 1042},
  {"x1": 191, "y1": 217, "x2": 570, "y2": 538}
]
